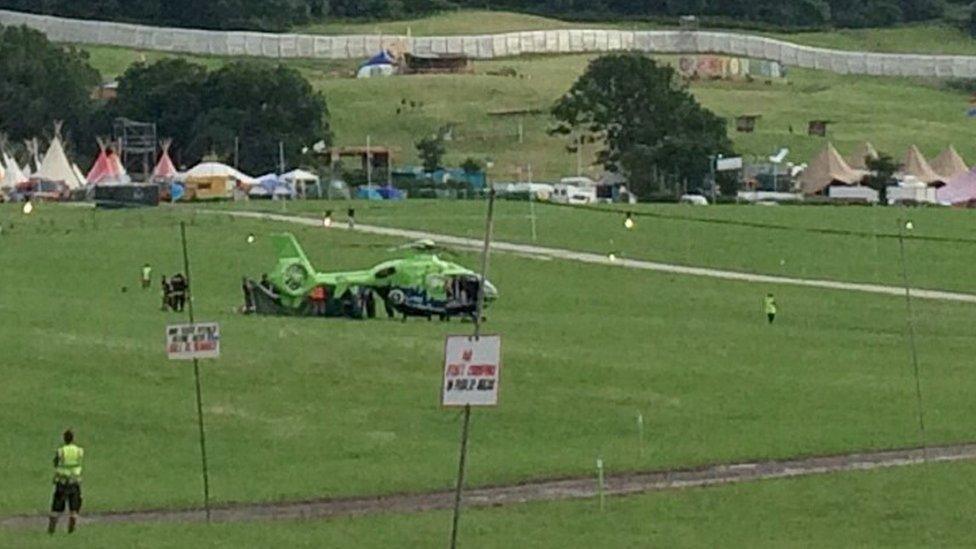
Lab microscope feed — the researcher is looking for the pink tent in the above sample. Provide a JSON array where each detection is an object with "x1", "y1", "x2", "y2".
[
  {"x1": 152, "y1": 141, "x2": 177, "y2": 181},
  {"x1": 936, "y1": 167, "x2": 976, "y2": 205},
  {"x1": 86, "y1": 142, "x2": 127, "y2": 185}
]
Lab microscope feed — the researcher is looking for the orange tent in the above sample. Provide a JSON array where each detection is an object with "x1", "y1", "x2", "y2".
[
  {"x1": 931, "y1": 145, "x2": 968, "y2": 181},
  {"x1": 799, "y1": 143, "x2": 865, "y2": 195},
  {"x1": 901, "y1": 145, "x2": 943, "y2": 186}
]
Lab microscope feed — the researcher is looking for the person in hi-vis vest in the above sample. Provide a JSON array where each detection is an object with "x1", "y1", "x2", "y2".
[
  {"x1": 48, "y1": 430, "x2": 84, "y2": 534},
  {"x1": 764, "y1": 293, "x2": 778, "y2": 324}
]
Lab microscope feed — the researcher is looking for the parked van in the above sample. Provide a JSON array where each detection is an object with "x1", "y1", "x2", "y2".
[{"x1": 551, "y1": 177, "x2": 597, "y2": 204}]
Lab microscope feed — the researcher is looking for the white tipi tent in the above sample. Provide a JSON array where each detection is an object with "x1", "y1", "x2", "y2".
[
  {"x1": 1, "y1": 151, "x2": 28, "y2": 188},
  {"x1": 35, "y1": 123, "x2": 85, "y2": 189},
  {"x1": 73, "y1": 164, "x2": 87, "y2": 186}
]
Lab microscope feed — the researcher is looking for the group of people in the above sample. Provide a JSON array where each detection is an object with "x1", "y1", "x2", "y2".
[
  {"x1": 160, "y1": 273, "x2": 188, "y2": 312},
  {"x1": 137, "y1": 264, "x2": 188, "y2": 312}
]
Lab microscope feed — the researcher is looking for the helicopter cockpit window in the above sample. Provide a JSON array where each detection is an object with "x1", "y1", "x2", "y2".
[{"x1": 375, "y1": 266, "x2": 396, "y2": 279}]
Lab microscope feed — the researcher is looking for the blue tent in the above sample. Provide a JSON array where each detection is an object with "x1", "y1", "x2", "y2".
[
  {"x1": 362, "y1": 50, "x2": 395, "y2": 68},
  {"x1": 358, "y1": 50, "x2": 397, "y2": 78},
  {"x1": 169, "y1": 182, "x2": 185, "y2": 202},
  {"x1": 250, "y1": 174, "x2": 295, "y2": 199},
  {"x1": 376, "y1": 185, "x2": 406, "y2": 200},
  {"x1": 356, "y1": 187, "x2": 384, "y2": 200}
]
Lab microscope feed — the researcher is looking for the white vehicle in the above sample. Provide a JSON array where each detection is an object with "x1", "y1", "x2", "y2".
[
  {"x1": 551, "y1": 176, "x2": 597, "y2": 204},
  {"x1": 499, "y1": 182, "x2": 555, "y2": 200},
  {"x1": 679, "y1": 194, "x2": 709, "y2": 205},
  {"x1": 551, "y1": 184, "x2": 597, "y2": 204}
]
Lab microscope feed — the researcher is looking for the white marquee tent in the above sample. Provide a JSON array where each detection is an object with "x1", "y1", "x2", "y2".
[{"x1": 185, "y1": 162, "x2": 256, "y2": 185}]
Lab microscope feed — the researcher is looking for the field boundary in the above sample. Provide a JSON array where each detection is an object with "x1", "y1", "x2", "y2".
[
  {"x1": 208, "y1": 210, "x2": 976, "y2": 305},
  {"x1": 2, "y1": 443, "x2": 972, "y2": 527},
  {"x1": 2, "y1": 9, "x2": 976, "y2": 77}
]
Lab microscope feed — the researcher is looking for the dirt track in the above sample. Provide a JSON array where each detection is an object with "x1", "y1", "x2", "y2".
[{"x1": 2, "y1": 443, "x2": 974, "y2": 528}]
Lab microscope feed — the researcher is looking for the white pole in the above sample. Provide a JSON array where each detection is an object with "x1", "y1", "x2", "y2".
[
  {"x1": 279, "y1": 141, "x2": 287, "y2": 210},
  {"x1": 576, "y1": 133, "x2": 582, "y2": 177},
  {"x1": 596, "y1": 458, "x2": 605, "y2": 511},
  {"x1": 366, "y1": 134, "x2": 372, "y2": 189},
  {"x1": 528, "y1": 163, "x2": 537, "y2": 242}
]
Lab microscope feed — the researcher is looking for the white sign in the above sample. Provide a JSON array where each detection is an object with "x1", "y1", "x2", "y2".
[
  {"x1": 716, "y1": 156, "x2": 743, "y2": 171},
  {"x1": 442, "y1": 335, "x2": 501, "y2": 407},
  {"x1": 166, "y1": 323, "x2": 220, "y2": 360}
]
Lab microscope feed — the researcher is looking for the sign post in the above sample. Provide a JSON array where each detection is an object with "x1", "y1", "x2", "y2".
[
  {"x1": 447, "y1": 184, "x2": 498, "y2": 549},
  {"x1": 172, "y1": 221, "x2": 214, "y2": 522}
]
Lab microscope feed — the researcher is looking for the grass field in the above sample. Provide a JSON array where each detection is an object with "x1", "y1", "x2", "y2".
[
  {"x1": 4, "y1": 460, "x2": 976, "y2": 547},
  {"x1": 2, "y1": 202, "x2": 976, "y2": 520},
  {"x1": 80, "y1": 43, "x2": 976, "y2": 182},
  {"x1": 213, "y1": 199, "x2": 976, "y2": 293}
]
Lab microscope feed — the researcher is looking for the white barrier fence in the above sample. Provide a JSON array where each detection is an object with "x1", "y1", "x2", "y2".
[{"x1": 3, "y1": 9, "x2": 975, "y2": 78}]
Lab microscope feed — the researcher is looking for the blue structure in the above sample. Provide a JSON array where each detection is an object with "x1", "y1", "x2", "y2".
[
  {"x1": 355, "y1": 187, "x2": 384, "y2": 200},
  {"x1": 392, "y1": 166, "x2": 486, "y2": 189}
]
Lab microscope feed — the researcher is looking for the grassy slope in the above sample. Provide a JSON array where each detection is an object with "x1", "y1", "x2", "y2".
[
  {"x1": 300, "y1": 10, "x2": 600, "y2": 36},
  {"x1": 80, "y1": 44, "x2": 976, "y2": 182},
  {"x1": 766, "y1": 24, "x2": 976, "y2": 55},
  {"x1": 2, "y1": 204, "x2": 976, "y2": 517},
  {"x1": 214, "y1": 200, "x2": 976, "y2": 293},
  {"x1": 300, "y1": 10, "x2": 976, "y2": 56},
  {"x1": 6, "y1": 460, "x2": 976, "y2": 547}
]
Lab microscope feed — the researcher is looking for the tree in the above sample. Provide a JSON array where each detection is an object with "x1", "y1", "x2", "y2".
[
  {"x1": 0, "y1": 25, "x2": 100, "y2": 148},
  {"x1": 109, "y1": 58, "x2": 209, "y2": 158},
  {"x1": 460, "y1": 157, "x2": 483, "y2": 174},
  {"x1": 416, "y1": 134, "x2": 445, "y2": 173},
  {"x1": 864, "y1": 153, "x2": 900, "y2": 204},
  {"x1": 193, "y1": 62, "x2": 331, "y2": 174},
  {"x1": 551, "y1": 54, "x2": 732, "y2": 198},
  {"x1": 107, "y1": 60, "x2": 330, "y2": 174}
]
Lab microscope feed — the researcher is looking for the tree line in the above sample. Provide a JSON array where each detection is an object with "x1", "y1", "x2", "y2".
[
  {"x1": 0, "y1": 0, "x2": 961, "y2": 31},
  {"x1": 0, "y1": 25, "x2": 330, "y2": 175}
]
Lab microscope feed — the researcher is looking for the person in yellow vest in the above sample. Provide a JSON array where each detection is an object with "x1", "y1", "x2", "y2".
[
  {"x1": 763, "y1": 293, "x2": 778, "y2": 324},
  {"x1": 141, "y1": 263, "x2": 153, "y2": 290},
  {"x1": 48, "y1": 429, "x2": 84, "y2": 535}
]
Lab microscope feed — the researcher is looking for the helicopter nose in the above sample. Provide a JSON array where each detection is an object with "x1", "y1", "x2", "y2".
[{"x1": 483, "y1": 280, "x2": 499, "y2": 300}]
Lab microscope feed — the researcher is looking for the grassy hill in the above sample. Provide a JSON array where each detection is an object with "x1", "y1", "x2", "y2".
[{"x1": 81, "y1": 43, "x2": 976, "y2": 182}]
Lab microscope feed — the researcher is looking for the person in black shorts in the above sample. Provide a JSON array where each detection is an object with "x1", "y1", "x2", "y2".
[
  {"x1": 49, "y1": 430, "x2": 84, "y2": 534},
  {"x1": 170, "y1": 273, "x2": 187, "y2": 312}
]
